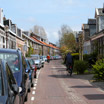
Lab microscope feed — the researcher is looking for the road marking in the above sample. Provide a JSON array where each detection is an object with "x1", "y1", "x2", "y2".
[
  {"x1": 33, "y1": 87, "x2": 36, "y2": 90},
  {"x1": 31, "y1": 97, "x2": 35, "y2": 101},
  {"x1": 32, "y1": 91, "x2": 35, "y2": 95},
  {"x1": 34, "y1": 84, "x2": 37, "y2": 86},
  {"x1": 35, "y1": 80, "x2": 38, "y2": 83}
]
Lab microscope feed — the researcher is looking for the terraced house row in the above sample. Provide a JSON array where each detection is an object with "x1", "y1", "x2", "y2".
[
  {"x1": 0, "y1": 8, "x2": 59, "y2": 56},
  {"x1": 76, "y1": 4, "x2": 104, "y2": 56}
]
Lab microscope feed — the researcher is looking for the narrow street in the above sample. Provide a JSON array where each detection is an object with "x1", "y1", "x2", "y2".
[{"x1": 26, "y1": 60, "x2": 104, "y2": 104}]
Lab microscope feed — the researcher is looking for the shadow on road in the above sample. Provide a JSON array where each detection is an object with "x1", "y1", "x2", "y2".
[
  {"x1": 84, "y1": 94, "x2": 104, "y2": 100},
  {"x1": 70, "y1": 85, "x2": 97, "y2": 88},
  {"x1": 48, "y1": 74, "x2": 70, "y2": 78}
]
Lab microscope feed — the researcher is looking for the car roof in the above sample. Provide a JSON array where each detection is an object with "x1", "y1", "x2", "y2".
[
  {"x1": 26, "y1": 57, "x2": 32, "y2": 59},
  {"x1": 0, "y1": 48, "x2": 21, "y2": 54},
  {"x1": 31, "y1": 54, "x2": 40, "y2": 56}
]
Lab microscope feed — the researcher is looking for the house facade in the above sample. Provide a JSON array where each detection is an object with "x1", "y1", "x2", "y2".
[{"x1": 0, "y1": 24, "x2": 6, "y2": 48}]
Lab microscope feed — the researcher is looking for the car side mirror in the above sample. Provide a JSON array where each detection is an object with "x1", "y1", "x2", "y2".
[
  {"x1": 12, "y1": 84, "x2": 19, "y2": 95},
  {"x1": 19, "y1": 87, "x2": 22, "y2": 93}
]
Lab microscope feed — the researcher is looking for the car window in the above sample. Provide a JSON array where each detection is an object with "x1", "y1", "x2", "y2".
[
  {"x1": 0, "y1": 65, "x2": 3, "y2": 96},
  {"x1": 22, "y1": 54, "x2": 27, "y2": 71},
  {"x1": 6, "y1": 64, "x2": 16, "y2": 89},
  {"x1": 33, "y1": 56, "x2": 38, "y2": 60},
  {"x1": 29, "y1": 59, "x2": 34, "y2": 65},
  {"x1": 0, "y1": 53, "x2": 20, "y2": 73}
]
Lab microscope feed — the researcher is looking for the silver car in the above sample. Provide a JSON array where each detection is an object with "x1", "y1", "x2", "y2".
[{"x1": 31, "y1": 54, "x2": 42, "y2": 69}]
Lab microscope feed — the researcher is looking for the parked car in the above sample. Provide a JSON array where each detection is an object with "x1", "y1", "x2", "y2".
[
  {"x1": 28, "y1": 58, "x2": 37, "y2": 78},
  {"x1": 55, "y1": 55, "x2": 61, "y2": 60},
  {"x1": 0, "y1": 49, "x2": 29, "y2": 103},
  {"x1": 30, "y1": 54, "x2": 42, "y2": 69},
  {"x1": 0, "y1": 59, "x2": 20, "y2": 104},
  {"x1": 25, "y1": 58, "x2": 34, "y2": 92},
  {"x1": 42, "y1": 55, "x2": 47, "y2": 61},
  {"x1": 40, "y1": 56, "x2": 45, "y2": 67}
]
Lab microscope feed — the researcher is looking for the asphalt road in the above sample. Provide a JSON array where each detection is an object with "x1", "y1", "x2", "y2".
[{"x1": 25, "y1": 60, "x2": 104, "y2": 104}]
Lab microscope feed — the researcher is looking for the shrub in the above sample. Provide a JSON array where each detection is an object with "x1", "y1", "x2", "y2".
[
  {"x1": 71, "y1": 53, "x2": 79, "y2": 61},
  {"x1": 83, "y1": 54, "x2": 91, "y2": 61},
  {"x1": 92, "y1": 59, "x2": 104, "y2": 81},
  {"x1": 74, "y1": 60, "x2": 88, "y2": 74}
]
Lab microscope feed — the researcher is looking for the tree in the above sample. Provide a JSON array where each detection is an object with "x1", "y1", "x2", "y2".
[
  {"x1": 60, "y1": 33, "x2": 76, "y2": 51},
  {"x1": 78, "y1": 33, "x2": 84, "y2": 61},
  {"x1": 26, "y1": 44, "x2": 34, "y2": 57},
  {"x1": 58, "y1": 25, "x2": 77, "y2": 58},
  {"x1": 58, "y1": 25, "x2": 73, "y2": 47},
  {"x1": 33, "y1": 25, "x2": 48, "y2": 41}
]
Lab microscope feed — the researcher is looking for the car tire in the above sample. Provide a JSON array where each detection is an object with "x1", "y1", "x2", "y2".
[
  {"x1": 31, "y1": 83, "x2": 34, "y2": 87},
  {"x1": 28, "y1": 88, "x2": 31, "y2": 92},
  {"x1": 34, "y1": 74, "x2": 36, "y2": 78},
  {"x1": 25, "y1": 93, "x2": 28, "y2": 102}
]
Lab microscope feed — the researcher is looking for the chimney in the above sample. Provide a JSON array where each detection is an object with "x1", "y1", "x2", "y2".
[
  {"x1": 3, "y1": 15, "x2": 6, "y2": 21},
  {"x1": 103, "y1": 3, "x2": 104, "y2": 13},
  {"x1": 0, "y1": 8, "x2": 3, "y2": 24}
]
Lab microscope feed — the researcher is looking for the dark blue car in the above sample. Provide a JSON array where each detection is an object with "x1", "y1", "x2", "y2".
[
  {"x1": 0, "y1": 49, "x2": 29, "y2": 103},
  {"x1": 0, "y1": 59, "x2": 19, "y2": 104},
  {"x1": 25, "y1": 58, "x2": 34, "y2": 92}
]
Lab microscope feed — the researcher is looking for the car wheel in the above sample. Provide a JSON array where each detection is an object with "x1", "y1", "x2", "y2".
[
  {"x1": 31, "y1": 83, "x2": 34, "y2": 87},
  {"x1": 28, "y1": 88, "x2": 31, "y2": 92},
  {"x1": 25, "y1": 93, "x2": 28, "y2": 102},
  {"x1": 34, "y1": 74, "x2": 36, "y2": 78}
]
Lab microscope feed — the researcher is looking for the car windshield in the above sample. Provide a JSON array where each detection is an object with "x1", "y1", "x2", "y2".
[
  {"x1": 0, "y1": 65, "x2": 3, "y2": 96},
  {"x1": 33, "y1": 56, "x2": 38, "y2": 60},
  {"x1": 0, "y1": 53, "x2": 20, "y2": 73},
  {"x1": 29, "y1": 59, "x2": 34, "y2": 65}
]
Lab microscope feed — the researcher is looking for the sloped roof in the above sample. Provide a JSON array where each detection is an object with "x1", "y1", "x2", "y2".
[
  {"x1": 31, "y1": 36, "x2": 59, "y2": 49},
  {"x1": 82, "y1": 24, "x2": 89, "y2": 30},
  {"x1": 88, "y1": 19, "x2": 96, "y2": 25}
]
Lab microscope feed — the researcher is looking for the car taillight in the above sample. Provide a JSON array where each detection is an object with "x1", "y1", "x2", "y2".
[{"x1": 34, "y1": 66, "x2": 37, "y2": 71}]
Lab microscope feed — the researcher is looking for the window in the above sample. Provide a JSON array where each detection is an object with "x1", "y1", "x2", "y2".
[
  {"x1": 0, "y1": 65, "x2": 3, "y2": 96},
  {"x1": 3, "y1": 37, "x2": 4, "y2": 43},
  {"x1": 3, "y1": 45, "x2": 5, "y2": 48},
  {"x1": 6, "y1": 64, "x2": 16, "y2": 89},
  {"x1": 22, "y1": 54, "x2": 27, "y2": 71},
  {"x1": 0, "y1": 53, "x2": 20, "y2": 73}
]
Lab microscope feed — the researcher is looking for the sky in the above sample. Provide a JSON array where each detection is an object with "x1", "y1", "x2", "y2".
[{"x1": 0, "y1": 0, "x2": 104, "y2": 44}]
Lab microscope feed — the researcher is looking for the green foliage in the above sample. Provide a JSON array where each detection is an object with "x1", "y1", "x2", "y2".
[
  {"x1": 74, "y1": 60, "x2": 88, "y2": 74},
  {"x1": 83, "y1": 54, "x2": 90, "y2": 61},
  {"x1": 60, "y1": 33, "x2": 76, "y2": 51},
  {"x1": 71, "y1": 53, "x2": 79, "y2": 61},
  {"x1": 92, "y1": 59, "x2": 104, "y2": 81},
  {"x1": 26, "y1": 45, "x2": 34, "y2": 57}
]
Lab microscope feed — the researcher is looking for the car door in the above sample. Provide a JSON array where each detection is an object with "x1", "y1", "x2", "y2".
[
  {"x1": 21, "y1": 54, "x2": 29, "y2": 101},
  {"x1": 6, "y1": 63, "x2": 19, "y2": 104}
]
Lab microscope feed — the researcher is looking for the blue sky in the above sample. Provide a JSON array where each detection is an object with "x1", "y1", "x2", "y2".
[{"x1": 0, "y1": 0, "x2": 104, "y2": 43}]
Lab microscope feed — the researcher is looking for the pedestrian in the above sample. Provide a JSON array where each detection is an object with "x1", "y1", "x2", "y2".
[{"x1": 47, "y1": 54, "x2": 50, "y2": 63}]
